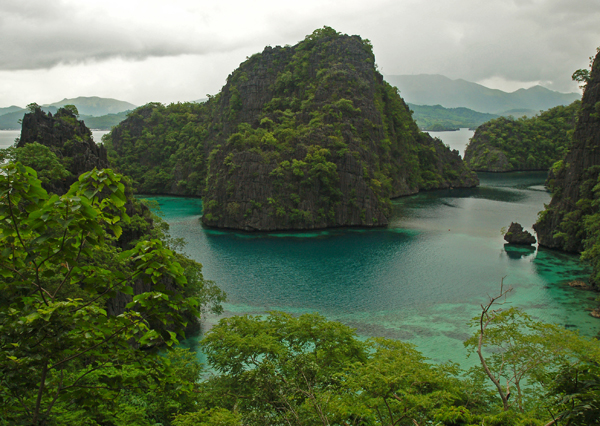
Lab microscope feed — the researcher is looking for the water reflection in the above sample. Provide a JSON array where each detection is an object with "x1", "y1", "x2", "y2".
[{"x1": 503, "y1": 244, "x2": 536, "y2": 260}]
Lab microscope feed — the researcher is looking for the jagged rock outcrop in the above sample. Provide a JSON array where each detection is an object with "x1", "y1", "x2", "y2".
[
  {"x1": 504, "y1": 222, "x2": 536, "y2": 245},
  {"x1": 533, "y1": 50, "x2": 600, "y2": 289},
  {"x1": 463, "y1": 102, "x2": 579, "y2": 172},
  {"x1": 106, "y1": 27, "x2": 478, "y2": 231},
  {"x1": 15, "y1": 106, "x2": 203, "y2": 332},
  {"x1": 17, "y1": 106, "x2": 153, "y2": 248},
  {"x1": 533, "y1": 51, "x2": 600, "y2": 252},
  {"x1": 18, "y1": 107, "x2": 108, "y2": 193}
]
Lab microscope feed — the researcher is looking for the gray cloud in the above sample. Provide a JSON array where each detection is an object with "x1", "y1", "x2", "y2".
[
  {"x1": 258, "y1": 0, "x2": 600, "y2": 93},
  {"x1": 0, "y1": 0, "x2": 247, "y2": 70},
  {"x1": 1, "y1": 0, "x2": 598, "y2": 106}
]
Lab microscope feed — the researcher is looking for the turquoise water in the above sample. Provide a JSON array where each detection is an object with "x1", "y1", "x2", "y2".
[{"x1": 141, "y1": 172, "x2": 599, "y2": 365}]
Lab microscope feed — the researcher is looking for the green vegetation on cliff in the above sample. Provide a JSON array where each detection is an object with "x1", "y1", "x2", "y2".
[
  {"x1": 463, "y1": 101, "x2": 580, "y2": 172},
  {"x1": 105, "y1": 27, "x2": 477, "y2": 231},
  {"x1": 534, "y1": 49, "x2": 600, "y2": 290},
  {"x1": 103, "y1": 102, "x2": 210, "y2": 195}
]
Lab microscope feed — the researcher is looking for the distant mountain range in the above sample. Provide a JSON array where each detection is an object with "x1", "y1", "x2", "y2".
[
  {"x1": 0, "y1": 82, "x2": 582, "y2": 132},
  {"x1": 42, "y1": 96, "x2": 137, "y2": 117},
  {"x1": 408, "y1": 104, "x2": 499, "y2": 131},
  {"x1": 385, "y1": 74, "x2": 580, "y2": 114},
  {"x1": 0, "y1": 97, "x2": 136, "y2": 130}
]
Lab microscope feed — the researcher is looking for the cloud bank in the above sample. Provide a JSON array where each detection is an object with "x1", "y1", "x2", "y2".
[{"x1": 1, "y1": 0, "x2": 599, "y2": 106}]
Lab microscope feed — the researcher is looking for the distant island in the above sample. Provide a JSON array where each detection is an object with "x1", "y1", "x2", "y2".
[
  {"x1": 463, "y1": 101, "x2": 579, "y2": 172},
  {"x1": 408, "y1": 103, "x2": 499, "y2": 131},
  {"x1": 0, "y1": 96, "x2": 136, "y2": 130}
]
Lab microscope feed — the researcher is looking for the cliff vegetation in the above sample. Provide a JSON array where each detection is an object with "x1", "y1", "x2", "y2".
[
  {"x1": 534, "y1": 49, "x2": 600, "y2": 288},
  {"x1": 408, "y1": 103, "x2": 499, "y2": 131},
  {"x1": 105, "y1": 27, "x2": 478, "y2": 231},
  {"x1": 463, "y1": 101, "x2": 580, "y2": 172}
]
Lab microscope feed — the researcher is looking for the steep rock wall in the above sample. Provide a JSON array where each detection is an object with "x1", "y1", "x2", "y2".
[
  {"x1": 533, "y1": 51, "x2": 600, "y2": 253},
  {"x1": 18, "y1": 108, "x2": 108, "y2": 193},
  {"x1": 106, "y1": 28, "x2": 478, "y2": 231}
]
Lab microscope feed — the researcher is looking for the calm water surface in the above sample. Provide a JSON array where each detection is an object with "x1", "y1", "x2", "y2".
[
  {"x1": 0, "y1": 130, "x2": 20, "y2": 149},
  {"x1": 0, "y1": 130, "x2": 108, "y2": 149},
  {"x1": 143, "y1": 172, "x2": 599, "y2": 365},
  {"x1": 426, "y1": 128, "x2": 474, "y2": 158}
]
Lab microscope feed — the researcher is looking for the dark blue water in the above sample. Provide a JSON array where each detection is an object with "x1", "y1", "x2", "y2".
[{"x1": 141, "y1": 172, "x2": 599, "y2": 364}]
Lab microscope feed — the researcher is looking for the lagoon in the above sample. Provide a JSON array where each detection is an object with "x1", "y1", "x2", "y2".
[{"x1": 144, "y1": 171, "x2": 599, "y2": 365}]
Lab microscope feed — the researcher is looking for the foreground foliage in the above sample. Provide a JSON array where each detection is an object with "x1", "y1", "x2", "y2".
[
  {"x1": 0, "y1": 163, "x2": 215, "y2": 425},
  {"x1": 1, "y1": 123, "x2": 599, "y2": 424}
]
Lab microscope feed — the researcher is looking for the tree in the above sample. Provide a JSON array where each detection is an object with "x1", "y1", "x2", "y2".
[
  {"x1": 572, "y1": 50, "x2": 599, "y2": 92},
  {"x1": 201, "y1": 311, "x2": 367, "y2": 426},
  {"x1": 547, "y1": 357, "x2": 600, "y2": 425},
  {"x1": 63, "y1": 104, "x2": 80, "y2": 117},
  {"x1": 26, "y1": 102, "x2": 41, "y2": 113},
  {"x1": 0, "y1": 163, "x2": 199, "y2": 425},
  {"x1": 347, "y1": 338, "x2": 464, "y2": 426},
  {"x1": 0, "y1": 142, "x2": 71, "y2": 185},
  {"x1": 465, "y1": 281, "x2": 600, "y2": 421}
]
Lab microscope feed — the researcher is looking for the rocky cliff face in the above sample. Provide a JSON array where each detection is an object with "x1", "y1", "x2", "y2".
[
  {"x1": 463, "y1": 102, "x2": 579, "y2": 172},
  {"x1": 107, "y1": 28, "x2": 478, "y2": 231},
  {"x1": 18, "y1": 107, "x2": 108, "y2": 194},
  {"x1": 533, "y1": 51, "x2": 600, "y2": 254}
]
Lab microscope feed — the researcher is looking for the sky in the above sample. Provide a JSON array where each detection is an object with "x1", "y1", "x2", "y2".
[{"x1": 1, "y1": 0, "x2": 599, "y2": 108}]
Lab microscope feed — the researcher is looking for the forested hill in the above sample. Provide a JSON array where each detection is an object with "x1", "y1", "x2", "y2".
[
  {"x1": 42, "y1": 96, "x2": 136, "y2": 116},
  {"x1": 408, "y1": 103, "x2": 499, "y2": 131},
  {"x1": 463, "y1": 101, "x2": 580, "y2": 172},
  {"x1": 386, "y1": 74, "x2": 580, "y2": 114},
  {"x1": 105, "y1": 28, "x2": 478, "y2": 231}
]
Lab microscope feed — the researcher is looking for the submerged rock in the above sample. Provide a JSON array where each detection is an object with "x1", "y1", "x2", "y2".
[
  {"x1": 504, "y1": 222, "x2": 536, "y2": 245},
  {"x1": 568, "y1": 280, "x2": 591, "y2": 290},
  {"x1": 503, "y1": 244, "x2": 535, "y2": 259}
]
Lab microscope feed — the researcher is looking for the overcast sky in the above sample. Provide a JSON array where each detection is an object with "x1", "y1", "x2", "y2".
[{"x1": 1, "y1": 0, "x2": 599, "y2": 108}]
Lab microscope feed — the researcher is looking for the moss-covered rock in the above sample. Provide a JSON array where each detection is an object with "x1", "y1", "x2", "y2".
[
  {"x1": 106, "y1": 27, "x2": 478, "y2": 231},
  {"x1": 464, "y1": 102, "x2": 580, "y2": 172},
  {"x1": 504, "y1": 222, "x2": 536, "y2": 245},
  {"x1": 533, "y1": 49, "x2": 600, "y2": 288},
  {"x1": 17, "y1": 107, "x2": 108, "y2": 194}
]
